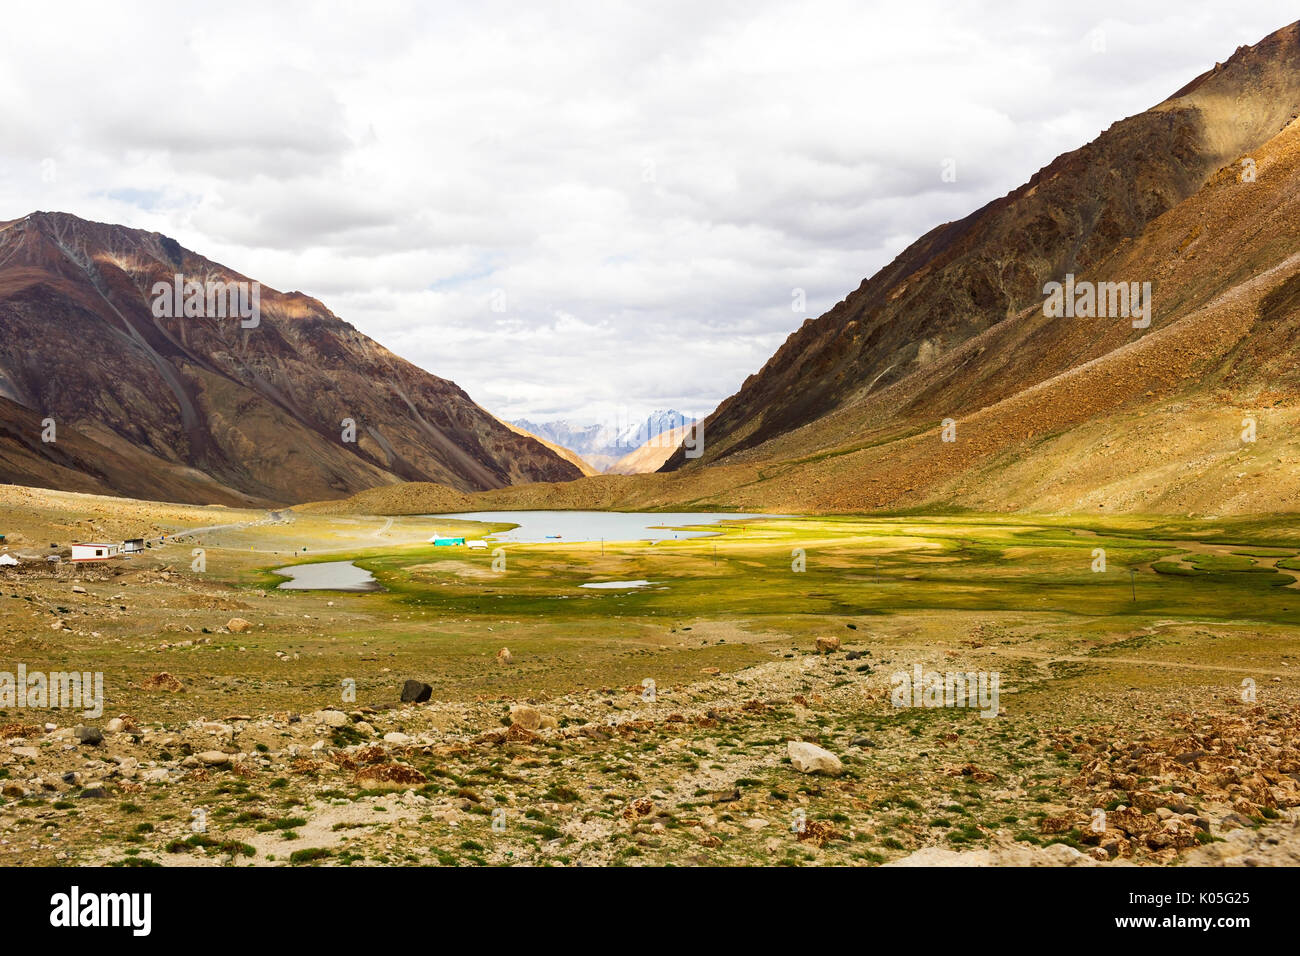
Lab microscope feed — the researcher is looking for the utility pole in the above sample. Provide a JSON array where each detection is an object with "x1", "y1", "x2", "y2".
[{"x1": 1130, "y1": 568, "x2": 1137, "y2": 602}]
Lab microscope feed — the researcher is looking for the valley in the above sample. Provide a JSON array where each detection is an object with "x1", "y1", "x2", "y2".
[
  {"x1": 0, "y1": 486, "x2": 1297, "y2": 866},
  {"x1": 2, "y1": 15, "x2": 1299, "y2": 878}
]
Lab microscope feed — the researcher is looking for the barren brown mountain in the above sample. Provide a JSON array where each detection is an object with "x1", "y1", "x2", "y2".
[
  {"x1": 630, "y1": 21, "x2": 1300, "y2": 515},
  {"x1": 0, "y1": 212, "x2": 583, "y2": 505},
  {"x1": 663, "y1": 23, "x2": 1300, "y2": 473}
]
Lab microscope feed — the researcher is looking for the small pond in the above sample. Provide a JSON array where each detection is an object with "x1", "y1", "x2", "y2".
[{"x1": 274, "y1": 560, "x2": 381, "y2": 591}]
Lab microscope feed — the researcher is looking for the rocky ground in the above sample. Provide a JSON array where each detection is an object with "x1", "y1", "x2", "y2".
[
  {"x1": 2, "y1": 486, "x2": 1297, "y2": 867},
  {"x1": 3, "y1": 646, "x2": 1297, "y2": 867}
]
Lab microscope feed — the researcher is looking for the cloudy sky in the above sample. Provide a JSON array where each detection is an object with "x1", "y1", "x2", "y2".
[{"x1": 1, "y1": 1, "x2": 1295, "y2": 427}]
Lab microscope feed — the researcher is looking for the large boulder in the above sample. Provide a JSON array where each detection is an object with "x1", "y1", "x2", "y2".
[
  {"x1": 313, "y1": 709, "x2": 350, "y2": 728},
  {"x1": 787, "y1": 741, "x2": 843, "y2": 776},
  {"x1": 400, "y1": 680, "x2": 432, "y2": 703},
  {"x1": 509, "y1": 704, "x2": 543, "y2": 731},
  {"x1": 354, "y1": 763, "x2": 427, "y2": 790}
]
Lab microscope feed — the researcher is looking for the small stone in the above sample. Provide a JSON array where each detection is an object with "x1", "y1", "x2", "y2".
[
  {"x1": 197, "y1": 750, "x2": 231, "y2": 766},
  {"x1": 815, "y1": 636, "x2": 841, "y2": 654},
  {"x1": 226, "y1": 618, "x2": 253, "y2": 633}
]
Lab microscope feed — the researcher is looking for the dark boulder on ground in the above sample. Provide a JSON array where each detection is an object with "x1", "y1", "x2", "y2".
[{"x1": 400, "y1": 680, "x2": 432, "y2": 703}]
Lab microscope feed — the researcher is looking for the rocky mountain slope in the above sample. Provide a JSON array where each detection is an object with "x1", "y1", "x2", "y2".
[
  {"x1": 648, "y1": 22, "x2": 1300, "y2": 516},
  {"x1": 0, "y1": 212, "x2": 582, "y2": 505}
]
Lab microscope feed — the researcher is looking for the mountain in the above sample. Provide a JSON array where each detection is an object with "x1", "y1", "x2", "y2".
[
  {"x1": 613, "y1": 410, "x2": 695, "y2": 455},
  {"x1": 606, "y1": 423, "x2": 694, "y2": 475},
  {"x1": 496, "y1": 418, "x2": 600, "y2": 477},
  {"x1": 510, "y1": 418, "x2": 615, "y2": 469},
  {"x1": 647, "y1": 21, "x2": 1300, "y2": 515},
  {"x1": 513, "y1": 409, "x2": 695, "y2": 472},
  {"x1": 0, "y1": 212, "x2": 583, "y2": 505}
]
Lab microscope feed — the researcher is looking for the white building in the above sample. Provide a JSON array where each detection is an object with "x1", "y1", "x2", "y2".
[
  {"x1": 0, "y1": 553, "x2": 17, "y2": 566},
  {"x1": 71, "y1": 542, "x2": 119, "y2": 562},
  {"x1": 466, "y1": 540, "x2": 489, "y2": 549}
]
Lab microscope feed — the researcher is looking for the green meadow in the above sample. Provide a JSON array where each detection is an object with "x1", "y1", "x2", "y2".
[
  {"x1": 347, "y1": 513, "x2": 1300, "y2": 628},
  {"x1": 24, "y1": 511, "x2": 1292, "y2": 724},
  {"x1": 203, "y1": 511, "x2": 1299, "y2": 714}
]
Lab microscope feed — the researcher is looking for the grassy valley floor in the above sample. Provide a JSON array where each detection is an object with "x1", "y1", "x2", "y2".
[{"x1": 0, "y1": 487, "x2": 1298, "y2": 866}]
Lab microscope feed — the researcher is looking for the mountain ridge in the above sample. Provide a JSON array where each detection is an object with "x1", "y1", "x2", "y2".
[
  {"x1": 661, "y1": 20, "x2": 1300, "y2": 474},
  {"x1": 0, "y1": 211, "x2": 583, "y2": 504}
]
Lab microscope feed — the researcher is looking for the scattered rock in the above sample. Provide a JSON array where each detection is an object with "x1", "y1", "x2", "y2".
[
  {"x1": 354, "y1": 763, "x2": 427, "y2": 790},
  {"x1": 509, "y1": 704, "x2": 543, "y2": 731},
  {"x1": 400, "y1": 680, "x2": 432, "y2": 703},
  {"x1": 142, "y1": 672, "x2": 184, "y2": 692},
  {"x1": 787, "y1": 740, "x2": 843, "y2": 775}
]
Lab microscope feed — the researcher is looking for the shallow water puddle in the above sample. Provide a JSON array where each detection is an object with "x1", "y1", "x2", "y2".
[{"x1": 274, "y1": 560, "x2": 382, "y2": 591}]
